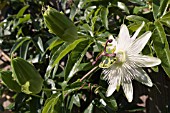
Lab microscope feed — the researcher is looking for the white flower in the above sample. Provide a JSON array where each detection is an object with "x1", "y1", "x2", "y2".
[{"x1": 100, "y1": 22, "x2": 161, "y2": 102}]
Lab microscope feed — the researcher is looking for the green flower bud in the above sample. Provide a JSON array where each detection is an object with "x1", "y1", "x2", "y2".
[{"x1": 43, "y1": 6, "x2": 78, "y2": 42}]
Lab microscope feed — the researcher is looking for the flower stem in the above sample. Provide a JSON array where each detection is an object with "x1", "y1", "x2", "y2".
[{"x1": 80, "y1": 66, "x2": 98, "y2": 81}]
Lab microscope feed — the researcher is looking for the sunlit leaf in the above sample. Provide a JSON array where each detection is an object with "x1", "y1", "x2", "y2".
[
  {"x1": 126, "y1": 15, "x2": 150, "y2": 23},
  {"x1": 117, "y1": 2, "x2": 129, "y2": 14},
  {"x1": 18, "y1": 14, "x2": 31, "y2": 25},
  {"x1": 16, "y1": 5, "x2": 29, "y2": 18},
  {"x1": 128, "y1": 0, "x2": 146, "y2": 5}
]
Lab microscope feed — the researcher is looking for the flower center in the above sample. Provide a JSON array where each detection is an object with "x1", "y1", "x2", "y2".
[{"x1": 115, "y1": 50, "x2": 126, "y2": 64}]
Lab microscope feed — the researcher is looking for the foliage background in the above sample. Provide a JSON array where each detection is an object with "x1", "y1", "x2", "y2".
[{"x1": 0, "y1": 0, "x2": 170, "y2": 113}]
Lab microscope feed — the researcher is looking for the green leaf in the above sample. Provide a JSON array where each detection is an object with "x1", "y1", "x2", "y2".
[
  {"x1": 65, "y1": 40, "x2": 92, "y2": 81},
  {"x1": 153, "y1": 20, "x2": 170, "y2": 77},
  {"x1": 15, "y1": 93, "x2": 29, "y2": 110},
  {"x1": 152, "y1": 0, "x2": 169, "y2": 19},
  {"x1": 43, "y1": 6, "x2": 78, "y2": 42},
  {"x1": 68, "y1": 94, "x2": 80, "y2": 111},
  {"x1": 44, "y1": 37, "x2": 63, "y2": 50},
  {"x1": 152, "y1": 0, "x2": 160, "y2": 20},
  {"x1": 128, "y1": 0, "x2": 146, "y2": 5},
  {"x1": 100, "y1": 7, "x2": 109, "y2": 30},
  {"x1": 20, "y1": 40, "x2": 31, "y2": 59},
  {"x1": 99, "y1": 92, "x2": 117, "y2": 111},
  {"x1": 64, "y1": 80, "x2": 89, "y2": 95},
  {"x1": 84, "y1": 102, "x2": 94, "y2": 113},
  {"x1": 0, "y1": 71, "x2": 21, "y2": 92},
  {"x1": 126, "y1": 15, "x2": 150, "y2": 23},
  {"x1": 29, "y1": 96, "x2": 40, "y2": 113},
  {"x1": 11, "y1": 57, "x2": 43, "y2": 94},
  {"x1": 42, "y1": 93, "x2": 63, "y2": 113},
  {"x1": 69, "y1": 4, "x2": 77, "y2": 21},
  {"x1": 117, "y1": 2, "x2": 130, "y2": 14},
  {"x1": 46, "y1": 42, "x2": 68, "y2": 78},
  {"x1": 52, "y1": 38, "x2": 87, "y2": 68},
  {"x1": 18, "y1": 14, "x2": 30, "y2": 24},
  {"x1": 160, "y1": 12, "x2": 170, "y2": 28},
  {"x1": 16, "y1": 5, "x2": 29, "y2": 18},
  {"x1": 85, "y1": 7, "x2": 95, "y2": 23},
  {"x1": 31, "y1": 36, "x2": 44, "y2": 53},
  {"x1": 10, "y1": 37, "x2": 31, "y2": 55},
  {"x1": 157, "y1": 0, "x2": 169, "y2": 18}
]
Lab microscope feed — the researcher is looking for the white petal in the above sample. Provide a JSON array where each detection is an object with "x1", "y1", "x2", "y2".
[
  {"x1": 121, "y1": 65, "x2": 134, "y2": 83},
  {"x1": 131, "y1": 22, "x2": 145, "y2": 40},
  {"x1": 134, "y1": 68, "x2": 153, "y2": 87},
  {"x1": 128, "y1": 55, "x2": 161, "y2": 67},
  {"x1": 128, "y1": 31, "x2": 152, "y2": 54},
  {"x1": 122, "y1": 82, "x2": 133, "y2": 102},
  {"x1": 106, "y1": 75, "x2": 121, "y2": 97},
  {"x1": 117, "y1": 24, "x2": 131, "y2": 51},
  {"x1": 106, "y1": 84, "x2": 117, "y2": 97}
]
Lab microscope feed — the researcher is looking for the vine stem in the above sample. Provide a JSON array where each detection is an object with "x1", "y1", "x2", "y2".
[
  {"x1": 80, "y1": 66, "x2": 98, "y2": 81},
  {"x1": 42, "y1": 88, "x2": 63, "y2": 91}
]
